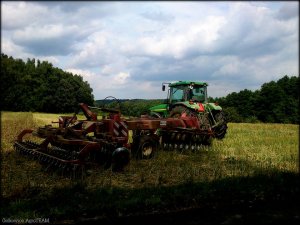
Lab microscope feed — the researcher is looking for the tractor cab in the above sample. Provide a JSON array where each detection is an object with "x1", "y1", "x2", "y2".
[
  {"x1": 166, "y1": 81, "x2": 208, "y2": 105},
  {"x1": 150, "y1": 81, "x2": 209, "y2": 118}
]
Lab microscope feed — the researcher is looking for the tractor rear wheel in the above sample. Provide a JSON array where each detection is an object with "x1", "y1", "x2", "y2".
[
  {"x1": 211, "y1": 111, "x2": 228, "y2": 139},
  {"x1": 170, "y1": 106, "x2": 211, "y2": 129},
  {"x1": 170, "y1": 106, "x2": 197, "y2": 118},
  {"x1": 149, "y1": 112, "x2": 162, "y2": 118},
  {"x1": 169, "y1": 106, "x2": 212, "y2": 146}
]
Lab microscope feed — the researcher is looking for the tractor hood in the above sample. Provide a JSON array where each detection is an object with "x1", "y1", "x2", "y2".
[{"x1": 149, "y1": 104, "x2": 168, "y2": 112}]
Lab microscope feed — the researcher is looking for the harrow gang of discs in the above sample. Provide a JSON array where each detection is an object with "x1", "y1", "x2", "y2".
[{"x1": 14, "y1": 141, "x2": 84, "y2": 177}]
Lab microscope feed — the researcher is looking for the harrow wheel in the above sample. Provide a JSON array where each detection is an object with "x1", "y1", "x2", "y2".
[
  {"x1": 111, "y1": 147, "x2": 130, "y2": 172},
  {"x1": 133, "y1": 134, "x2": 158, "y2": 159}
]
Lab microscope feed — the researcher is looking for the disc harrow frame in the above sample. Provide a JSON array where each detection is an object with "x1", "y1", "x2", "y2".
[{"x1": 14, "y1": 102, "x2": 214, "y2": 177}]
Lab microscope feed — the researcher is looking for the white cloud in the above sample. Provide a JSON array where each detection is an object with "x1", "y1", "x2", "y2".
[
  {"x1": 68, "y1": 30, "x2": 121, "y2": 69},
  {"x1": 123, "y1": 15, "x2": 226, "y2": 59},
  {"x1": 1, "y1": 39, "x2": 24, "y2": 57},
  {"x1": 13, "y1": 24, "x2": 78, "y2": 41},
  {"x1": 113, "y1": 72, "x2": 130, "y2": 85},
  {"x1": 276, "y1": 1, "x2": 299, "y2": 20},
  {"x1": 65, "y1": 68, "x2": 133, "y2": 98},
  {"x1": 217, "y1": 61, "x2": 241, "y2": 76},
  {"x1": 65, "y1": 68, "x2": 96, "y2": 80},
  {"x1": 2, "y1": 1, "x2": 48, "y2": 30}
]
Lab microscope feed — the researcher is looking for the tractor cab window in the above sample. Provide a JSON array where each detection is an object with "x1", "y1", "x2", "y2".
[
  {"x1": 170, "y1": 86, "x2": 185, "y2": 103},
  {"x1": 188, "y1": 86, "x2": 206, "y2": 102}
]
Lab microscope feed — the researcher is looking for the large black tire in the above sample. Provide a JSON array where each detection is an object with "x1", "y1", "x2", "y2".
[
  {"x1": 133, "y1": 135, "x2": 158, "y2": 159},
  {"x1": 211, "y1": 111, "x2": 228, "y2": 139},
  {"x1": 170, "y1": 106, "x2": 210, "y2": 129},
  {"x1": 170, "y1": 106, "x2": 197, "y2": 118},
  {"x1": 111, "y1": 147, "x2": 130, "y2": 172},
  {"x1": 170, "y1": 106, "x2": 212, "y2": 146},
  {"x1": 149, "y1": 112, "x2": 163, "y2": 118}
]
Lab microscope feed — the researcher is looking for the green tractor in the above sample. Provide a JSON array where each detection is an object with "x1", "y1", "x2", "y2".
[{"x1": 149, "y1": 81, "x2": 228, "y2": 139}]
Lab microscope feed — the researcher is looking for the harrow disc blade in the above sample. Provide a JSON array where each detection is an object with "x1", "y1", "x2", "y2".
[{"x1": 14, "y1": 140, "x2": 85, "y2": 179}]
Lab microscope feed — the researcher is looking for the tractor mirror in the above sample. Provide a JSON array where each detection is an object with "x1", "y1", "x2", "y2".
[{"x1": 162, "y1": 85, "x2": 166, "y2": 91}]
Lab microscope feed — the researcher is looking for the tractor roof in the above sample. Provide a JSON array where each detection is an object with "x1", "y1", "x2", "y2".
[{"x1": 169, "y1": 81, "x2": 208, "y2": 87}]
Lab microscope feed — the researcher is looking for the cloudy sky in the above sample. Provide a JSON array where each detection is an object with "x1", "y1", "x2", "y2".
[{"x1": 1, "y1": 1, "x2": 299, "y2": 99}]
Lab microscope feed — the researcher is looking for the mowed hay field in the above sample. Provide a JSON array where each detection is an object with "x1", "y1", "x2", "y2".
[{"x1": 1, "y1": 112, "x2": 299, "y2": 224}]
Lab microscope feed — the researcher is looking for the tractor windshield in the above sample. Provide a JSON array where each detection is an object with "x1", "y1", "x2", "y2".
[
  {"x1": 188, "y1": 85, "x2": 207, "y2": 102},
  {"x1": 170, "y1": 85, "x2": 185, "y2": 103},
  {"x1": 170, "y1": 85, "x2": 207, "y2": 103}
]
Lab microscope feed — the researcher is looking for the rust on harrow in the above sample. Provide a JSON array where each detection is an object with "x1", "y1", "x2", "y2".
[{"x1": 14, "y1": 102, "x2": 214, "y2": 177}]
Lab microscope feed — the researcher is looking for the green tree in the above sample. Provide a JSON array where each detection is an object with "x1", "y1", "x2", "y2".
[{"x1": 0, "y1": 54, "x2": 94, "y2": 113}]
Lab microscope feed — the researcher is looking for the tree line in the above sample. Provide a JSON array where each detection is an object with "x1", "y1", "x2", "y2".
[
  {"x1": 214, "y1": 75, "x2": 299, "y2": 124},
  {"x1": 1, "y1": 54, "x2": 94, "y2": 113}
]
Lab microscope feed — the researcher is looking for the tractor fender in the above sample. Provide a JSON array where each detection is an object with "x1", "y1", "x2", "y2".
[
  {"x1": 149, "y1": 104, "x2": 169, "y2": 117},
  {"x1": 149, "y1": 104, "x2": 168, "y2": 113},
  {"x1": 204, "y1": 103, "x2": 222, "y2": 111},
  {"x1": 171, "y1": 102, "x2": 200, "y2": 111}
]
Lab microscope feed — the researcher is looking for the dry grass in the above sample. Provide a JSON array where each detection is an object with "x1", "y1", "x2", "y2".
[{"x1": 1, "y1": 112, "x2": 299, "y2": 198}]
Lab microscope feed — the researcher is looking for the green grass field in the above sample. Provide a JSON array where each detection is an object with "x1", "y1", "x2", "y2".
[{"x1": 1, "y1": 112, "x2": 299, "y2": 224}]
